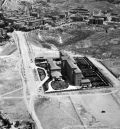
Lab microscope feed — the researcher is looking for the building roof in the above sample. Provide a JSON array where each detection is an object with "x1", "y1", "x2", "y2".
[
  {"x1": 25, "y1": 19, "x2": 43, "y2": 23},
  {"x1": 81, "y1": 79, "x2": 91, "y2": 84},
  {"x1": 9, "y1": 16, "x2": 36, "y2": 21},
  {"x1": 74, "y1": 67, "x2": 82, "y2": 74},
  {"x1": 67, "y1": 59, "x2": 77, "y2": 69},
  {"x1": 51, "y1": 71, "x2": 62, "y2": 78},
  {"x1": 47, "y1": 58, "x2": 61, "y2": 71},
  {"x1": 60, "y1": 51, "x2": 76, "y2": 64},
  {"x1": 70, "y1": 7, "x2": 89, "y2": 12},
  {"x1": 93, "y1": 15, "x2": 107, "y2": 18},
  {"x1": 14, "y1": 21, "x2": 25, "y2": 25},
  {"x1": 89, "y1": 18, "x2": 104, "y2": 20},
  {"x1": 60, "y1": 50, "x2": 68, "y2": 57}
]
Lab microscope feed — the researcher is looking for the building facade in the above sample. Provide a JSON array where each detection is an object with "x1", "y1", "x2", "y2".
[{"x1": 60, "y1": 51, "x2": 83, "y2": 86}]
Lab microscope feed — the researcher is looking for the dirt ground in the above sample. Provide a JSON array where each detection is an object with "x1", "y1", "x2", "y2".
[
  {"x1": 34, "y1": 93, "x2": 120, "y2": 129},
  {"x1": 0, "y1": 99, "x2": 30, "y2": 122},
  {"x1": 34, "y1": 97, "x2": 84, "y2": 129},
  {"x1": 101, "y1": 59, "x2": 120, "y2": 77},
  {"x1": 0, "y1": 51, "x2": 31, "y2": 122}
]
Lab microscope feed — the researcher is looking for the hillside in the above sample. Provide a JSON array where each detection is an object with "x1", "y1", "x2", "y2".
[
  {"x1": 2, "y1": 0, "x2": 36, "y2": 11},
  {"x1": 2, "y1": 0, "x2": 24, "y2": 11},
  {"x1": 1, "y1": 0, "x2": 119, "y2": 12}
]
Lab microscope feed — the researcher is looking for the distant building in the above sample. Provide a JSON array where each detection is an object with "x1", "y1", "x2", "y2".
[
  {"x1": 69, "y1": 7, "x2": 90, "y2": 16},
  {"x1": 59, "y1": 14, "x2": 65, "y2": 19},
  {"x1": 93, "y1": 15, "x2": 107, "y2": 21},
  {"x1": 88, "y1": 18, "x2": 104, "y2": 25},
  {"x1": 111, "y1": 16, "x2": 120, "y2": 22},
  {"x1": 30, "y1": 12, "x2": 38, "y2": 17},
  {"x1": 70, "y1": 14, "x2": 84, "y2": 22},
  {"x1": 111, "y1": 12, "x2": 119, "y2": 16},
  {"x1": 8, "y1": 16, "x2": 36, "y2": 23}
]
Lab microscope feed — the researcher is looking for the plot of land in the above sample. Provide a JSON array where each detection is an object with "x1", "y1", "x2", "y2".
[
  {"x1": 0, "y1": 53, "x2": 30, "y2": 122},
  {"x1": 34, "y1": 93, "x2": 120, "y2": 129}
]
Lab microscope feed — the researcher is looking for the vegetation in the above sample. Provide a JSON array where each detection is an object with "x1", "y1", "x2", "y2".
[{"x1": 51, "y1": 80, "x2": 69, "y2": 90}]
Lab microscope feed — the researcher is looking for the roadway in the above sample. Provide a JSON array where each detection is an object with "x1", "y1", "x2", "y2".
[{"x1": 12, "y1": 31, "x2": 47, "y2": 129}]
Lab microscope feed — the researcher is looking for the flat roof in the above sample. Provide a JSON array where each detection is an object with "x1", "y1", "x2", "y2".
[
  {"x1": 51, "y1": 71, "x2": 62, "y2": 78},
  {"x1": 74, "y1": 67, "x2": 82, "y2": 74},
  {"x1": 25, "y1": 19, "x2": 43, "y2": 23},
  {"x1": 61, "y1": 54, "x2": 81, "y2": 73},
  {"x1": 60, "y1": 52, "x2": 76, "y2": 64},
  {"x1": 81, "y1": 79, "x2": 91, "y2": 83},
  {"x1": 67, "y1": 59, "x2": 76, "y2": 69},
  {"x1": 47, "y1": 58, "x2": 61, "y2": 71},
  {"x1": 8, "y1": 16, "x2": 36, "y2": 21}
]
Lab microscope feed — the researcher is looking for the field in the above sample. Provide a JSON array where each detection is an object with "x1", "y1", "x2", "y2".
[
  {"x1": 34, "y1": 97, "x2": 83, "y2": 129},
  {"x1": 34, "y1": 93, "x2": 120, "y2": 129},
  {"x1": 0, "y1": 51, "x2": 31, "y2": 122}
]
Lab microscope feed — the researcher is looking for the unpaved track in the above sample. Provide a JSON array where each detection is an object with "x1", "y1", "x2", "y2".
[{"x1": 13, "y1": 31, "x2": 43, "y2": 129}]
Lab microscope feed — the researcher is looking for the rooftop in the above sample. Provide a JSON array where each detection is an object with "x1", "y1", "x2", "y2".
[{"x1": 47, "y1": 58, "x2": 61, "y2": 71}]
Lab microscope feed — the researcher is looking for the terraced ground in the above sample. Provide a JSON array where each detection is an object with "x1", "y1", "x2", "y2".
[
  {"x1": 28, "y1": 27, "x2": 94, "y2": 49},
  {"x1": 89, "y1": 29, "x2": 120, "y2": 45},
  {"x1": 28, "y1": 27, "x2": 120, "y2": 59},
  {"x1": 71, "y1": 29, "x2": 120, "y2": 59}
]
